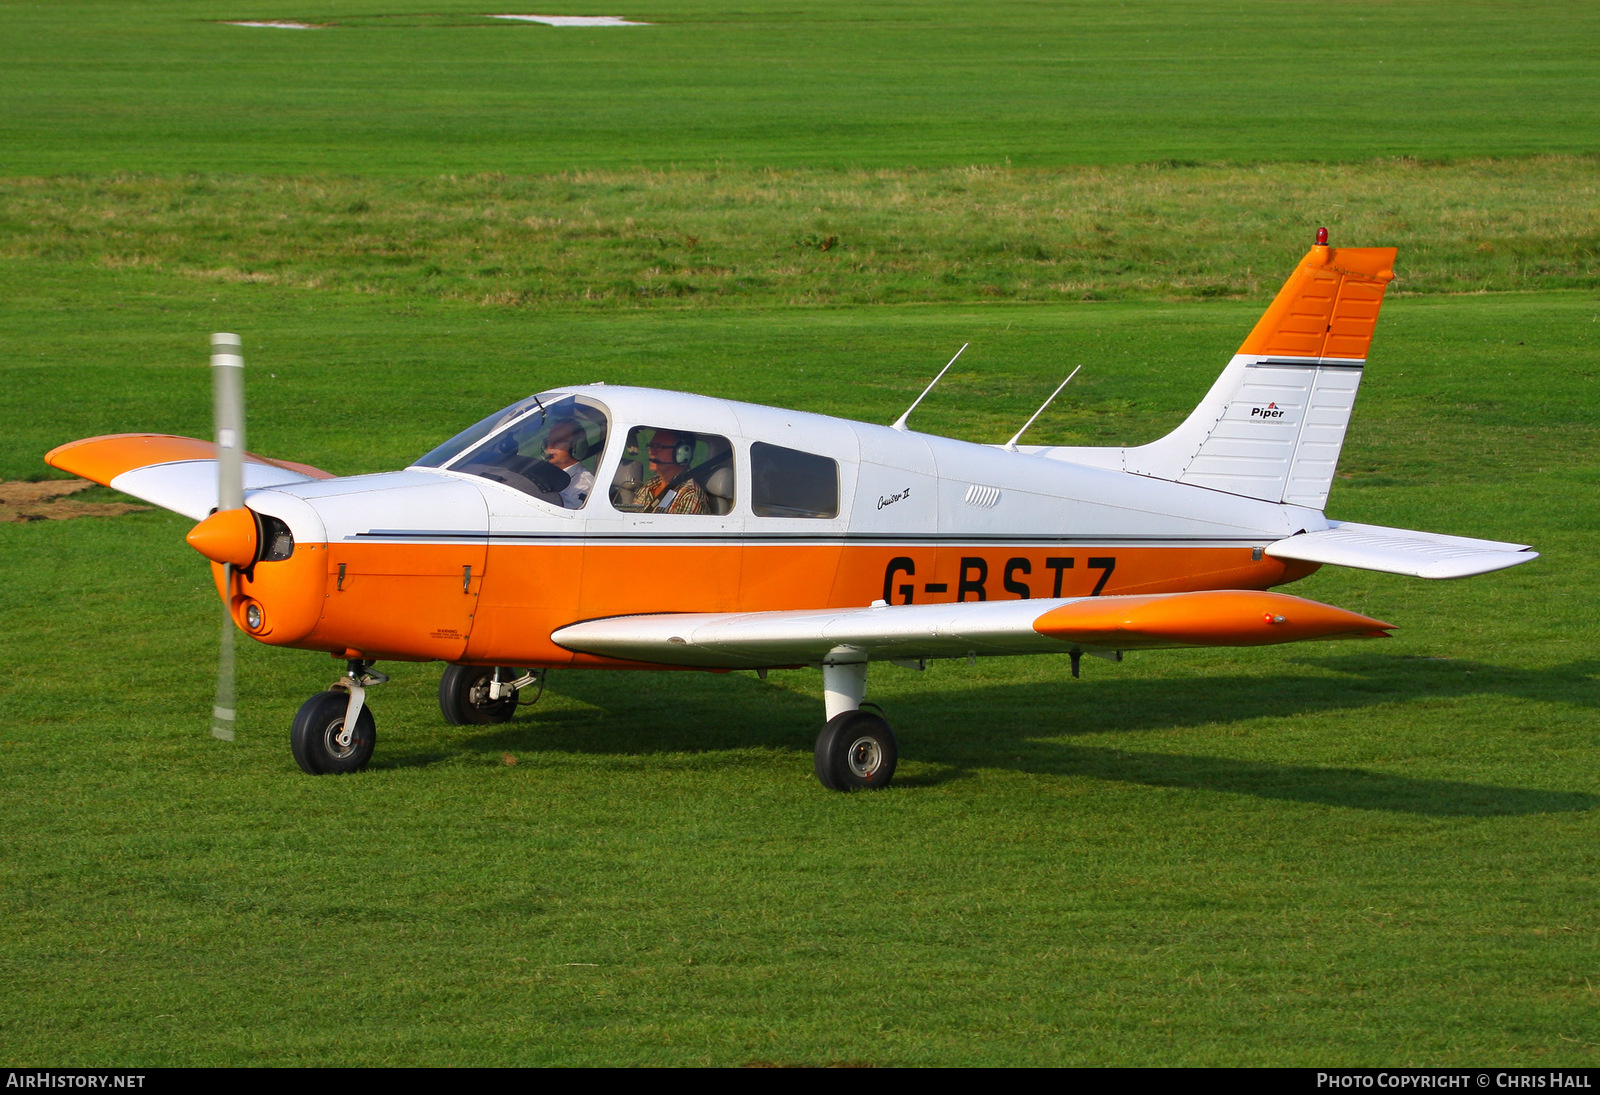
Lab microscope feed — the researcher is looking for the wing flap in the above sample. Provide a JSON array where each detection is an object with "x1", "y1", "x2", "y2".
[
  {"x1": 552, "y1": 590, "x2": 1393, "y2": 669},
  {"x1": 1266, "y1": 520, "x2": 1536, "y2": 579},
  {"x1": 45, "y1": 434, "x2": 333, "y2": 521}
]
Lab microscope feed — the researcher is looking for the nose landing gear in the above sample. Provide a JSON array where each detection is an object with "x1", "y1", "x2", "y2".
[{"x1": 290, "y1": 659, "x2": 386, "y2": 775}]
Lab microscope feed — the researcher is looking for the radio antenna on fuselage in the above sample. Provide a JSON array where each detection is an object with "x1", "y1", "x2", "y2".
[
  {"x1": 1004, "y1": 365, "x2": 1082, "y2": 452},
  {"x1": 891, "y1": 343, "x2": 968, "y2": 432}
]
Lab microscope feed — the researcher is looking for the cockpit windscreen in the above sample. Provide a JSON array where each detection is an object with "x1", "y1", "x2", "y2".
[
  {"x1": 434, "y1": 395, "x2": 609, "y2": 509},
  {"x1": 413, "y1": 394, "x2": 551, "y2": 471}
]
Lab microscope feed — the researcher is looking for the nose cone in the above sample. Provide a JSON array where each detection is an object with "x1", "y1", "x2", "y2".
[{"x1": 187, "y1": 507, "x2": 259, "y2": 567}]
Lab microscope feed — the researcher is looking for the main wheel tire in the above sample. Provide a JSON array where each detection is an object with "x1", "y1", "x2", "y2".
[
  {"x1": 290, "y1": 690, "x2": 376, "y2": 775},
  {"x1": 814, "y1": 709, "x2": 898, "y2": 791},
  {"x1": 439, "y1": 664, "x2": 520, "y2": 726}
]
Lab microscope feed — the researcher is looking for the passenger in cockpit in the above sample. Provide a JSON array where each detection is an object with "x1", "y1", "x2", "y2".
[
  {"x1": 543, "y1": 419, "x2": 596, "y2": 509},
  {"x1": 635, "y1": 428, "x2": 708, "y2": 514}
]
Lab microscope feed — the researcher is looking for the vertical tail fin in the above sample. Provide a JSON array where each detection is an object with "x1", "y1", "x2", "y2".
[{"x1": 1040, "y1": 236, "x2": 1396, "y2": 511}]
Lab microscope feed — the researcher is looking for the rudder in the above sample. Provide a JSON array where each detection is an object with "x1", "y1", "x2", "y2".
[{"x1": 1039, "y1": 235, "x2": 1396, "y2": 512}]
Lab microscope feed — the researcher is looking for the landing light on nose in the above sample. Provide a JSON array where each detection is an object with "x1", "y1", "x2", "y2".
[{"x1": 187, "y1": 507, "x2": 259, "y2": 567}]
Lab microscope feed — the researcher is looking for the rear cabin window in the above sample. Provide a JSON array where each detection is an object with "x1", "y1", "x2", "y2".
[{"x1": 751, "y1": 442, "x2": 839, "y2": 519}]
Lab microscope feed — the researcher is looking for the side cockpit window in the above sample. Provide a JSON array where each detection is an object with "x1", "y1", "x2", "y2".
[
  {"x1": 438, "y1": 394, "x2": 609, "y2": 509},
  {"x1": 611, "y1": 427, "x2": 734, "y2": 515},
  {"x1": 751, "y1": 442, "x2": 839, "y2": 518}
]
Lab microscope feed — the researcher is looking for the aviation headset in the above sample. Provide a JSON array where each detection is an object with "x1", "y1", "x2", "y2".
[
  {"x1": 658, "y1": 430, "x2": 694, "y2": 467},
  {"x1": 547, "y1": 420, "x2": 589, "y2": 461}
]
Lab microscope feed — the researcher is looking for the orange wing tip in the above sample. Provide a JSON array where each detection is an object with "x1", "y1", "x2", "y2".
[
  {"x1": 187, "y1": 507, "x2": 259, "y2": 566},
  {"x1": 47, "y1": 434, "x2": 217, "y2": 485},
  {"x1": 1032, "y1": 590, "x2": 1393, "y2": 649},
  {"x1": 45, "y1": 433, "x2": 334, "y2": 486}
]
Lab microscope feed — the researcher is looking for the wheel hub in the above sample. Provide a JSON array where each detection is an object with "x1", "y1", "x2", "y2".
[
  {"x1": 325, "y1": 719, "x2": 357, "y2": 758},
  {"x1": 846, "y1": 736, "x2": 883, "y2": 778}
]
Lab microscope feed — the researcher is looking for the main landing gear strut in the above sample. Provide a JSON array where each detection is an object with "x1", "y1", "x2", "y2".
[
  {"x1": 813, "y1": 659, "x2": 898, "y2": 792},
  {"x1": 439, "y1": 665, "x2": 544, "y2": 726}
]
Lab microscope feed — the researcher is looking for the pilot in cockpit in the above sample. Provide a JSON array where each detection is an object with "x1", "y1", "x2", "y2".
[{"x1": 543, "y1": 419, "x2": 596, "y2": 509}]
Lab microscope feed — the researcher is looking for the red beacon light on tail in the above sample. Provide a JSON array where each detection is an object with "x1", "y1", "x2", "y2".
[{"x1": 1316, "y1": 226, "x2": 1329, "y2": 246}]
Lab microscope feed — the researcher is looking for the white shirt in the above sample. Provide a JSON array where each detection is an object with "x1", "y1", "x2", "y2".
[{"x1": 561, "y1": 463, "x2": 595, "y2": 509}]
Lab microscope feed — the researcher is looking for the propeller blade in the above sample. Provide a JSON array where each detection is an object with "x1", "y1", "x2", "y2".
[
  {"x1": 209, "y1": 333, "x2": 245, "y2": 742},
  {"x1": 212, "y1": 332, "x2": 245, "y2": 511},
  {"x1": 212, "y1": 563, "x2": 236, "y2": 741}
]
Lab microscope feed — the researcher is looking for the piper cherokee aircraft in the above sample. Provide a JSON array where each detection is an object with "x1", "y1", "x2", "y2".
[{"x1": 46, "y1": 231, "x2": 1536, "y2": 790}]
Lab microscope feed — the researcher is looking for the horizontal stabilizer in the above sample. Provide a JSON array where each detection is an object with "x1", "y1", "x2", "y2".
[
  {"x1": 45, "y1": 434, "x2": 332, "y2": 520},
  {"x1": 1266, "y1": 521, "x2": 1537, "y2": 579},
  {"x1": 553, "y1": 590, "x2": 1392, "y2": 669}
]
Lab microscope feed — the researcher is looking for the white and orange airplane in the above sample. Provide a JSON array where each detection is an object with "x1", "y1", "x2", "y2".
[{"x1": 47, "y1": 232, "x2": 1535, "y2": 789}]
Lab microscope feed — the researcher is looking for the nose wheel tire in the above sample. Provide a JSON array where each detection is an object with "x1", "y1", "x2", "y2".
[
  {"x1": 814, "y1": 709, "x2": 898, "y2": 791},
  {"x1": 439, "y1": 664, "x2": 521, "y2": 726},
  {"x1": 290, "y1": 690, "x2": 377, "y2": 775}
]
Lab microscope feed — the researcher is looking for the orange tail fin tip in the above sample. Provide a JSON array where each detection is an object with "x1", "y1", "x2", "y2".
[{"x1": 1238, "y1": 229, "x2": 1397, "y2": 361}]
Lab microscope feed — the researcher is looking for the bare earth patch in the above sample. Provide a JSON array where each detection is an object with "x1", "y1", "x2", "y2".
[{"x1": 0, "y1": 480, "x2": 151, "y2": 523}]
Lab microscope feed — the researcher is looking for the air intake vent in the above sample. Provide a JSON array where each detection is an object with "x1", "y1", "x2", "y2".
[
  {"x1": 258, "y1": 514, "x2": 295, "y2": 562},
  {"x1": 963, "y1": 484, "x2": 1001, "y2": 509}
]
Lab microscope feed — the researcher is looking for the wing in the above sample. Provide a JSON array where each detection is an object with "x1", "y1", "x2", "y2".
[
  {"x1": 45, "y1": 434, "x2": 334, "y2": 521},
  {"x1": 552, "y1": 590, "x2": 1393, "y2": 669},
  {"x1": 1267, "y1": 520, "x2": 1536, "y2": 579}
]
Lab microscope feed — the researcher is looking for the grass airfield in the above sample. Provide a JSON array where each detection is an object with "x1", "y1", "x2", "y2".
[
  {"x1": 3, "y1": 0, "x2": 1599, "y2": 1069},
  {"x1": 4, "y1": 1, "x2": 1598, "y2": 172}
]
